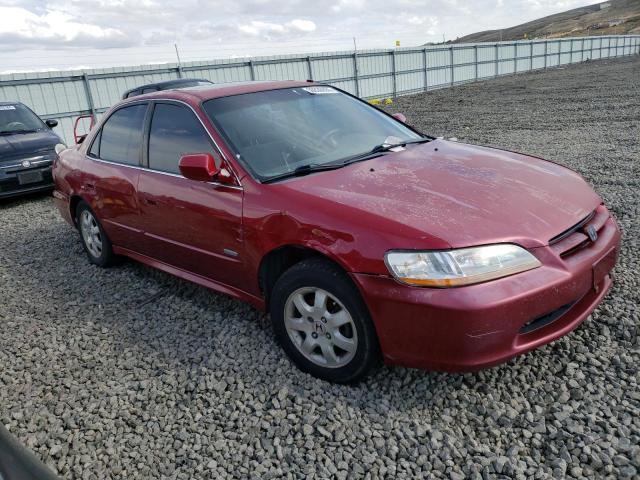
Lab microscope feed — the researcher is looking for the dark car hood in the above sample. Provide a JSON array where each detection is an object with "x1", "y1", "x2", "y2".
[
  {"x1": 277, "y1": 139, "x2": 602, "y2": 249},
  {"x1": 0, "y1": 130, "x2": 60, "y2": 162}
]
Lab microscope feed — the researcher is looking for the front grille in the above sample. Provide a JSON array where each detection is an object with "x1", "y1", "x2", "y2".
[
  {"x1": 0, "y1": 156, "x2": 53, "y2": 173},
  {"x1": 519, "y1": 301, "x2": 576, "y2": 334},
  {"x1": 549, "y1": 211, "x2": 594, "y2": 245},
  {"x1": 549, "y1": 205, "x2": 609, "y2": 258}
]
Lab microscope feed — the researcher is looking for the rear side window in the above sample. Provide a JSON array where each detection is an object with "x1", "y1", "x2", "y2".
[
  {"x1": 89, "y1": 130, "x2": 101, "y2": 157},
  {"x1": 98, "y1": 104, "x2": 147, "y2": 165},
  {"x1": 148, "y1": 103, "x2": 218, "y2": 174}
]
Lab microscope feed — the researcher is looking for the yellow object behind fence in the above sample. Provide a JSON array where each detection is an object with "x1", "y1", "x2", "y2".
[{"x1": 368, "y1": 98, "x2": 393, "y2": 105}]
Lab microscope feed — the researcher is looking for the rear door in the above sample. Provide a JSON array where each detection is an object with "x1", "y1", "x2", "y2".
[
  {"x1": 83, "y1": 103, "x2": 148, "y2": 248},
  {"x1": 136, "y1": 101, "x2": 244, "y2": 289}
]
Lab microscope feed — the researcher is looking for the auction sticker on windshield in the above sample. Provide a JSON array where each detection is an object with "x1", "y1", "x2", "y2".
[{"x1": 302, "y1": 86, "x2": 338, "y2": 94}]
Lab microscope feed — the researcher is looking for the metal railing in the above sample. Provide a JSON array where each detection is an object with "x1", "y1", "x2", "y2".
[{"x1": 1, "y1": 35, "x2": 638, "y2": 145}]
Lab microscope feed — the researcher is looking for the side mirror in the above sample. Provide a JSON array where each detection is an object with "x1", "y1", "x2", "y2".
[
  {"x1": 45, "y1": 119, "x2": 58, "y2": 128},
  {"x1": 179, "y1": 153, "x2": 219, "y2": 182},
  {"x1": 76, "y1": 134, "x2": 87, "y2": 145},
  {"x1": 392, "y1": 113, "x2": 407, "y2": 123}
]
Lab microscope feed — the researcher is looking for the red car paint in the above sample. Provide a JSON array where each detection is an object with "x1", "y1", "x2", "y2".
[{"x1": 52, "y1": 81, "x2": 621, "y2": 372}]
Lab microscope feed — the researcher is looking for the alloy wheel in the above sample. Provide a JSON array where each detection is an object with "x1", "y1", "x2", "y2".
[
  {"x1": 80, "y1": 210, "x2": 103, "y2": 259},
  {"x1": 284, "y1": 287, "x2": 358, "y2": 368}
]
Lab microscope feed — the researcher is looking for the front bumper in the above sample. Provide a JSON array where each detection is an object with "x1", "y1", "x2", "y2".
[
  {"x1": 352, "y1": 213, "x2": 621, "y2": 372},
  {"x1": 0, "y1": 162, "x2": 54, "y2": 199}
]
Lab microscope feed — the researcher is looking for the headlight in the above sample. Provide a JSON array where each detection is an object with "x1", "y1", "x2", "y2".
[{"x1": 385, "y1": 244, "x2": 541, "y2": 287}]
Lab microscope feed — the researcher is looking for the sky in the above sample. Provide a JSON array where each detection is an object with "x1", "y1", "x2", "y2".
[{"x1": 0, "y1": 0, "x2": 602, "y2": 73}]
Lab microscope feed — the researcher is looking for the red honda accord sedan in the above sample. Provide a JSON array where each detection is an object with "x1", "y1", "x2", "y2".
[{"x1": 53, "y1": 81, "x2": 620, "y2": 383}]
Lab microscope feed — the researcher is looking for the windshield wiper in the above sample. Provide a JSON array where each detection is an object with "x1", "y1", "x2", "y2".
[
  {"x1": 263, "y1": 163, "x2": 346, "y2": 184},
  {"x1": 362, "y1": 137, "x2": 433, "y2": 156},
  {"x1": 263, "y1": 137, "x2": 433, "y2": 184},
  {"x1": 341, "y1": 137, "x2": 433, "y2": 166}
]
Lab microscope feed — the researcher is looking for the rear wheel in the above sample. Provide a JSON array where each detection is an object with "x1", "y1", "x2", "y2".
[
  {"x1": 270, "y1": 258, "x2": 380, "y2": 383},
  {"x1": 76, "y1": 201, "x2": 116, "y2": 267}
]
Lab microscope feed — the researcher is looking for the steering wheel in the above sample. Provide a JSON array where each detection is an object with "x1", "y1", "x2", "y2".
[
  {"x1": 319, "y1": 129, "x2": 342, "y2": 149},
  {"x1": 5, "y1": 121, "x2": 26, "y2": 130}
]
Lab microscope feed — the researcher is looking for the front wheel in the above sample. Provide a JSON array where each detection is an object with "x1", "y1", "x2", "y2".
[{"x1": 270, "y1": 259, "x2": 381, "y2": 383}]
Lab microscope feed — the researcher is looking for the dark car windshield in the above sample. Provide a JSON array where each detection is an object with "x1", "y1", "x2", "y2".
[
  {"x1": 0, "y1": 104, "x2": 45, "y2": 134},
  {"x1": 202, "y1": 86, "x2": 422, "y2": 181}
]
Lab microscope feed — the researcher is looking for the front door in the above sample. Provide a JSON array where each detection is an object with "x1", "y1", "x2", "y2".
[{"x1": 136, "y1": 101, "x2": 244, "y2": 290}]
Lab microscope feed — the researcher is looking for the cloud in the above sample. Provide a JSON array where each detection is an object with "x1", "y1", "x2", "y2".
[
  {"x1": 0, "y1": 0, "x2": 605, "y2": 71},
  {"x1": 288, "y1": 19, "x2": 317, "y2": 33},
  {"x1": 331, "y1": 0, "x2": 366, "y2": 13},
  {"x1": 0, "y1": 6, "x2": 134, "y2": 48},
  {"x1": 238, "y1": 19, "x2": 317, "y2": 38}
]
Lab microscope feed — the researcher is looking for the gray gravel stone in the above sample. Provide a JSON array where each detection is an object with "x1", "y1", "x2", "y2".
[{"x1": 1, "y1": 55, "x2": 639, "y2": 479}]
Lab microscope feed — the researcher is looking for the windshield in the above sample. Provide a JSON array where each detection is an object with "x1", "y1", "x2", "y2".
[
  {"x1": 202, "y1": 86, "x2": 422, "y2": 181},
  {"x1": 0, "y1": 104, "x2": 45, "y2": 134}
]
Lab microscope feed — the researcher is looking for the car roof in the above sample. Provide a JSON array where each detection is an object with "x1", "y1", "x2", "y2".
[
  {"x1": 133, "y1": 78, "x2": 211, "y2": 89},
  {"x1": 121, "y1": 80, "x2": 315, "y2": 104},
  {"x1": 122, "y1": 78, "x2": 213, "y2": 98}
]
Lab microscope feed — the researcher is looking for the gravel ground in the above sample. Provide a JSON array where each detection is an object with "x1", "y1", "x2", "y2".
[{"x1": 1, "y1": 55, "x2": 639, "y2": 479}]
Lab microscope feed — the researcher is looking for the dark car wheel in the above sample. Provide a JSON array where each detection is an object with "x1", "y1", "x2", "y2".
[
  {"x1": 270, "y1": 258, "x2": 381, "y2": 383},
  {"x1": 76, "y1": 201, "x2": 116, "y2": 267}
]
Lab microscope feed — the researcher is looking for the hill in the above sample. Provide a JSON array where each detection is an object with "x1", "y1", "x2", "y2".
[{"x1": 452, "y1": 0, "x2": 640, "y2": 43}]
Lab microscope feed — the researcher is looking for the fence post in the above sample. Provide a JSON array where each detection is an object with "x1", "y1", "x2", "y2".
[
  {"x1": 581, "y1": 38, "x2": 585, "y2": 62},
  {"x1": 391, "y1": 50, "x2": 397, "y2": 98},
  {"x1": 543, "y1": 40, "x2": 548, "y2": 69},
  {"x1": 423, "y1": 48, "x2": 428, "y2": 92},
  {"x1": 82, "y1": 73, "x2": 96, "y2": 120},
  {"x1": 306, "y1": 56, "x2": 314, "y2": 81},
  {"x1": 570, "y1": 39, "x2": 575, "y2": 63},
  {"x1": 248, "y1": 60, "x2": 256, "y2": 81},
  {"x1": 474, "y1": 45, "x2": 478, "y2": 80},
  {"x1": 558, "y1": 40, "x2": 561, "y2": 65},
  {"x1": 352, "y1": 52, "x2": 360, "y2": 97},
  {"x1": 513, "y1": 43, "x2": 517, "y2": 73},
  {"x1": 495, "y1": 43, "x2": 499, "y2": 77},
  {"x1": 449, "y1": 46, "x2": 454, "y2": 85},
  {"x1": 529, "y1": 41, "x2": 533, "y2": 71}
]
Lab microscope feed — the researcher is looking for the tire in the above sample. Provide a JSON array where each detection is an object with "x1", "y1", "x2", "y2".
[
  {"x1": 270, "y1": 258, "x2": 381, "y2": 383},
  {"x1": 75, "y1": 201, "x2": 116, "y2": 267}
]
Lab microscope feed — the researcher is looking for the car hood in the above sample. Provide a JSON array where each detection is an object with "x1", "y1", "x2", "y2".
[
  {"x1": 0, "y1": 130, "x2": 60, "y2": 163},
  {"x1": 277, "y1": 139, "x2": 602, "y2": 249}
]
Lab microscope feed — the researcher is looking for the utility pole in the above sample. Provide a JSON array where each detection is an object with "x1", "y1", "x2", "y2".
[
  {"x1": 174, "y1": 43, "x2": 183, "y2": 78},
  {"x1": 353, "y1": 37, "x2": 357, "y2": 52}
]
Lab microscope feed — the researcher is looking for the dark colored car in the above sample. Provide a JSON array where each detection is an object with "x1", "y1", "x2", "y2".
[
  {"x1": 0, "y1": 424, "x2": 59, "y2": 480},
  {"x1": 0, "y1": 102, "x2": 64, "y2": 199},
  {"x1": 53, "y1": 81, "x2": 620, "y2": 383},
  {"x1": 122, "y1": 78, "x2": 213, "y2": 99}
]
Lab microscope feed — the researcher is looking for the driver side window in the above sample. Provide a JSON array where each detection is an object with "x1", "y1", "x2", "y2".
[{"x1": 147, "y1": 103, "x2": 219, "y2": 175}]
